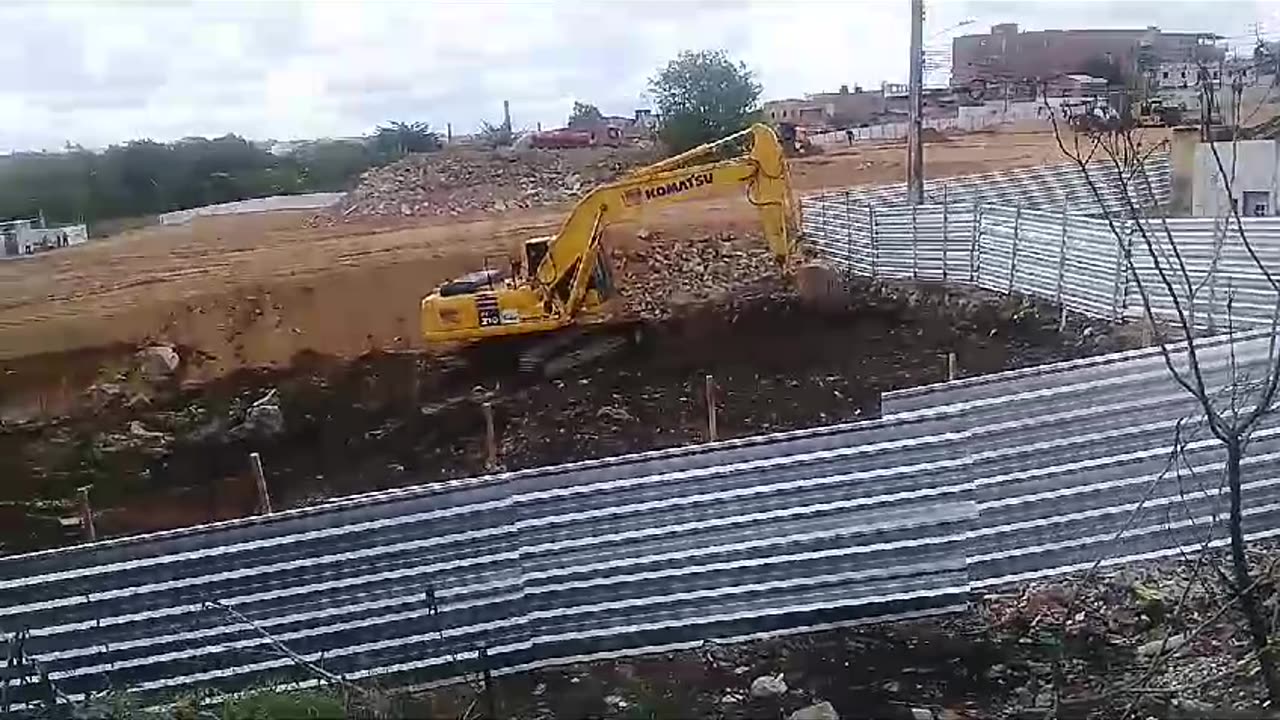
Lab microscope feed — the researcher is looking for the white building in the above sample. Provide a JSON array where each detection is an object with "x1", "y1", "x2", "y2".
[
  {"x1": 1190, "y1": 139, "x2": 1280, "y2": 217},
  {"x1": 0, "y1": 219, "x2": 88, "y2": 258}
]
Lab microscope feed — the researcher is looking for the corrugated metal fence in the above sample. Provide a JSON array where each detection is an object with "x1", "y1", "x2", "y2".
[
  {"x1": 804, "y1": 153, "x2": 1170, "y2": 213},
  {"x1": 0, "y1": 415, "x2": 974, "y2": 708},
  {"x1": 1125, "y1": 217, "x2": 1280, "y2": 330},
  {"x1": 6, "y1": 330, "x2": 1279, "y2": 706},
  {"x1": 803, "y1": 158, "x2": 1280, "y2": 329},
  {"x1": 885, "y1": 331, "x2": 1280, "y2": 587}
]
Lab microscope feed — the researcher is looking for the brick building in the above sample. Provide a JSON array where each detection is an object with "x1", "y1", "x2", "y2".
[{"x1": 952, "y1": 23, "x2": 1223, "y2": 90}]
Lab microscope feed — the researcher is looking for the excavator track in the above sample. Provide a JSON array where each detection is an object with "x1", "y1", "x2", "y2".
[{"x1": 518, "y1": 323, "x2": 647, "y2": 378}]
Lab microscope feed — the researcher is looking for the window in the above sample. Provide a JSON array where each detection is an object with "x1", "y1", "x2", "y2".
[{"x1": 1162, "y1": 71, "x2": 1169, "y2": 79}]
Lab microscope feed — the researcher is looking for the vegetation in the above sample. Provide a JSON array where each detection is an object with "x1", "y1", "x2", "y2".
[
  {"x1": 0, "y1": 120, "x2": 442, "y2": 227},
  {"x1": 648, "y1": 50, "x2": 762, "y2": 153},
  {"x1": 477, "y1": 120, "x2": 515, "y2": 149},
  {"x1": 567, "y1": 101, "x2": 603, "y2": 127}
]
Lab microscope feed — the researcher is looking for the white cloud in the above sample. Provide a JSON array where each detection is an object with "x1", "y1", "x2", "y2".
[{"x1": 0, "y1": 0, "x2": 1273, "y2": 151}]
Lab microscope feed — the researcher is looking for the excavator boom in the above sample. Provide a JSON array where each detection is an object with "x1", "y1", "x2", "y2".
[{"x1": 421, "y1": 123, "x2": 798, "y2": 346}]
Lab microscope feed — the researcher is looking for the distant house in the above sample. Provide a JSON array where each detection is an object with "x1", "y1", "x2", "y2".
[{"x1": 0, "y1": 218, "x2": 88, "y2": 258}]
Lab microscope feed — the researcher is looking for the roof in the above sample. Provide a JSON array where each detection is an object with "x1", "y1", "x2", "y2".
[{"x1": 0, "y1": 218, "x2": 36, "y2": 228}]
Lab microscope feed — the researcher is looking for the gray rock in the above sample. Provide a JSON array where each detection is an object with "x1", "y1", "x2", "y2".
[
  {"x1": 229, "y1": 389, "x2": 285, "y2": 440},
  {"x1": 1137, "y1": 632, "x2": 1188, "y2": 658},
  {"x1": 750, "y1": 673, "x2": 788, "y2": 699},
  {"x1": 910, "y1": 710, "x2": 933, "y2": 720},
  {"x1": 788, "y1": 701, "x2": 839, "y2": 720},
  {"x1": 137, "y1": 345, "x2": 180, "y2": 379},
  {"x1": 603, "y1": 694, "x2": 628, "y2": 710}
]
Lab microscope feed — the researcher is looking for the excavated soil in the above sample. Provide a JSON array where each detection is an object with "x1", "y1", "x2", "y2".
[{"x1": 0, "y1": 282, "x2": 1142, "y2": 553}]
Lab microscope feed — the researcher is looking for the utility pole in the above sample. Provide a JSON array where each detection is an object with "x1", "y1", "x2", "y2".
[{"x1": 906, "y1": 0, "x2": 925, "y2": 204}]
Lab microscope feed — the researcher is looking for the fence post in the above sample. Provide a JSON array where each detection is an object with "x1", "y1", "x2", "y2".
[
  {"x1": 77, "y1": 486, "x2": 96, "y2": 542},
  {"x1": 844, "y1": 191, "x2": 854, "y2": 272},
  {"x1": 911, "y1": 202, "x2": 919, "y2": 279},
  {"x1": 941, "y1": 184, "x2": 949, "y2": 281},
  {"x1": 1207, "y1": 216, "x2": 1222, "y2": 332},
  {"x1": 1008, "y1": 203, "x2": 1023, "y2": 293},
  {"x1": 1113, "y1": 220, "x2": 1134, "y2": 322},
  {"x1": 249, "y1": 452, "x2": 272, "y2": 514},
  {"x1": 1055, "y1": 198, "x2": 1069, "y2": 307},
  {"x1": 482, "y1": 402, "x2": 498, "y2": 469},
  {"x1": 970, "y1": 201, "x2": 982, "y2": 284},
  {"x1": 704, "y1": 374, "x2": 718, "y2": 442},
  {"x1": 869, "y1": 204, "x2": 878, "y2": 277}
]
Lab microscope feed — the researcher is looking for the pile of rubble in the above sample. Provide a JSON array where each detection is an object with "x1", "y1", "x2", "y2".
[
  {"x1": 335, "y1": 146, "x2": 653, "y2": 219},
  {"x1": 610, "y1": 230, "x2": 780, "y2": 320}
]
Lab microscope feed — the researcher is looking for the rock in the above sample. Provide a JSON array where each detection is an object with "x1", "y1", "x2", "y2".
[
  {"x1": 137, "y1": 345, "x2": 180, "y2": 379},
  {"x1": 720, "y1": 692, "x2": 745, "y2": 705},
  {"x1": 788, "y1": 701, "x2": 839, "y2": 720},
  {"x1": 532, "y1": 682, "x2": 546, "y2": 696},
  {"x1": 603, "y1": 694, "x2": 628, "y2": 710},
  {"x1": 334, "y1": 146, "x2": 653, "y2": 221},
  {"x1": 128, "y1": 421, "x2": 168, "y2": 441},
  {"x1": 596, "y1": 405, "x2": 635, "y2": 423},
  {"x1": 750, "y1": 673, "x2": 788, "y2": 699},
  {"x1": 1137, "y1": 632, "x2": 1188, "y2": 658},
  {"x1": 910, "y1": 710, "x2": 934, "y2": 720},
  {"x1": 230, "y1": 389, "x2": 285, "y2": 440}
]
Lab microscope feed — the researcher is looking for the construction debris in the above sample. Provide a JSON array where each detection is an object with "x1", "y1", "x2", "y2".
[
  {"x1": 331, "y1": 146, "x2": 653, "y2": 220},
  {"x1": 610, "y1": 231, "x2": 779, "y2": 320}
]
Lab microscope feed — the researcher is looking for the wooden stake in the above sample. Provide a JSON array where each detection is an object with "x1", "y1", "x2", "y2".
[
  {"x1": 1141, "y1": 319, "x2": 1154, "y2": 346},
  {"x1": 705, "y1": 374, "x2": 718, "y2": 442},
  {"x1": 946, "y1": 352, "x2": 958, "y2": 381},
  {"x1": 77, "y1": 486, "x2": 96, "y2": 542},
  {"x1": 1059, "y1": 305, "x2": 1069, "y2": 333},
  {"x1": 249, "y1": 452, "x2": 272, "y2": 514},
  {"x1": 482, "y1": 402, "x2": 498, "y2": 469}
]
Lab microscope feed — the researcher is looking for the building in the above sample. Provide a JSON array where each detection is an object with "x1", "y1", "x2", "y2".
[
  {"x1": 762, "y1": 83, "x2": 954, "y2": 130},
  {"x1": 0, "y1": 218, "x2": 89, "y2": 258},
  {"x1": 1166, "y1": 126, "x2": 1280, "y2": 218},
  {"x1": 952, "y1": 24, "x2": 1224, "y2": 89}
]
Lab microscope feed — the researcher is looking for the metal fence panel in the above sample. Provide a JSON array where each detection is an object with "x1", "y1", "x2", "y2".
[
  {"x1": 1125, "y1": 217, "x2": 1280, "y2": 330},
  {"x1": 808, "y1": 153, "x2": 1170, "y2": 216},
  {"x1": 801, "y1": 192, "x2": 874, "y2": 275},
  {"x1": 0, "y1": 416, "x2": 973, "y2": 707},
  {"x1": 884, "y1": 331, "x2": 1280, "y2": 586},
  {"x1": 974, "y1": 206, "x2": 1125, "y2": 320}
]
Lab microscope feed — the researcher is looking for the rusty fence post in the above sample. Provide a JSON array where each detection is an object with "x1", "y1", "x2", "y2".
[
  {"x1": 249, "y1": 452, "x2": 273, "y2": 514},
  {"x1": 705, "y1": 374, "x2": 718, "y2": 442}
]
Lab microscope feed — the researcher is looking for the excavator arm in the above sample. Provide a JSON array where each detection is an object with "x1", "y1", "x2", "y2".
[
  {"x1": 421, "y1": 123, "x2": 798, "y2": 343},
  {"x1": 533, "y1": 123, "x2": 797, "y2": 299}
]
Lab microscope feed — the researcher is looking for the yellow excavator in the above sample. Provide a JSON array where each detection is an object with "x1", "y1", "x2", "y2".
[{"x1": 420, "y1": 123, "x2": 799, "y2": 373}]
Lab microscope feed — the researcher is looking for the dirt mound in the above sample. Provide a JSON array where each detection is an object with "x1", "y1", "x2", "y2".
[{"x1": 335, "y1": 146, "x2": 655, "y2": 219}]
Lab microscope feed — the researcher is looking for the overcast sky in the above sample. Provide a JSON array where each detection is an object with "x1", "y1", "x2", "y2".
[{"x1": 2, "y1": 0, "x2": 1279, "y2": 152}]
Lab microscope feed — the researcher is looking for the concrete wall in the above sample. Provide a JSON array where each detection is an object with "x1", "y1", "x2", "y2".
[
  {"x1": 2, "y1": 223, "x2": 88, "y2": 258},
  {"x1": 1192, "y1": 139, "x2": 1280, "y2": 217}
]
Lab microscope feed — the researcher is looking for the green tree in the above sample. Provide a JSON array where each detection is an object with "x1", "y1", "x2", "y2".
[
  {"x1": 648, "y1": 50, "x2": 762, "y2": 153},
  {"x1": 568, "y1": 101, "x2": 604, "y2": 128},
  {"x1": 370, "y1": 121, "x2": 440, "y2": 162}
]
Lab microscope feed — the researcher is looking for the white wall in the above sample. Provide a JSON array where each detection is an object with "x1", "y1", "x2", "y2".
[{"x1": 1192, "y1": 140, "x2": 1280, "y2": 217}]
